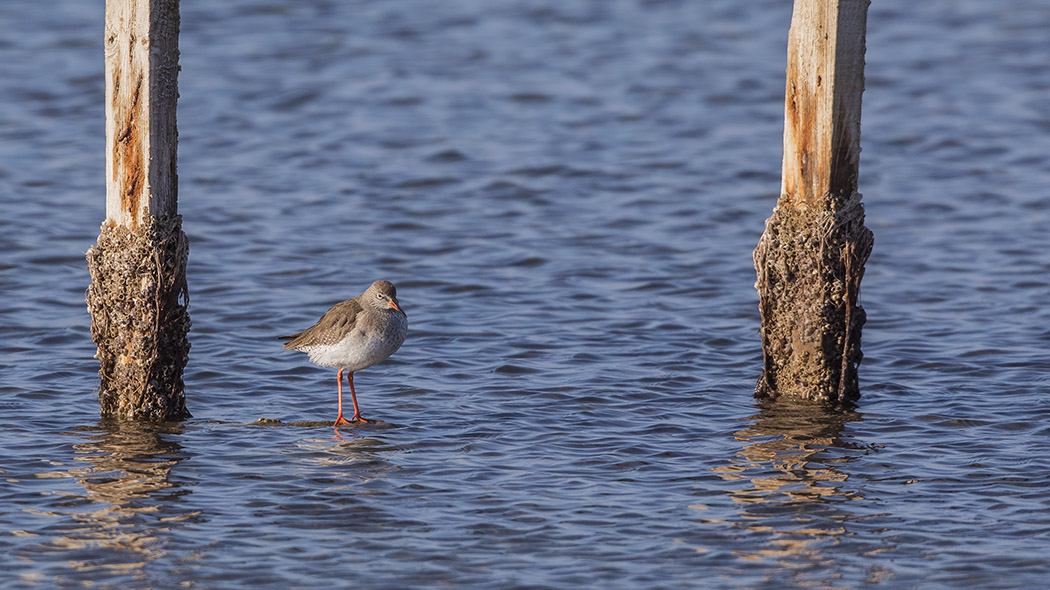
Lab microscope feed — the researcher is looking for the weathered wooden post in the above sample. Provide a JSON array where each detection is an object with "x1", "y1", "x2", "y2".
[
  {"x1": 753, "y1": 0, "x2": 874, "y2": 403},
  {"x1": 85, "y1": 0, "x2": 190, "y2": 420}
]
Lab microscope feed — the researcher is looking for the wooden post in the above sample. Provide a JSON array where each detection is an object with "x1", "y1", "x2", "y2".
[
  {"x1": 85, "y1": 0, "x2": 190, "y2": 420},
  {"x1": 753, "y1": 0, "x2": 874, "y2": 403}
]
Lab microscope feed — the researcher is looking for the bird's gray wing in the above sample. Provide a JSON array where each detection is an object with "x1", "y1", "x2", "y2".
[{"x1": 281, "y1": 299, "x2": 362, "y2": 349}]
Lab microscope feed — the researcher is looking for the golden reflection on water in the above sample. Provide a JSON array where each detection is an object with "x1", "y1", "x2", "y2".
[
  {"x1": 710, "y1": 397, "x2": 884, "y2": 589},
  {"x1": 45, "y1": 420, "x2": 193, "y2": 580}
]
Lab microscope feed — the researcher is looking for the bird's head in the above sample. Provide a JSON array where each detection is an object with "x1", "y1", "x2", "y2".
[{"x1": 369, "y1": 280, "x2": 406, "y2": 317}]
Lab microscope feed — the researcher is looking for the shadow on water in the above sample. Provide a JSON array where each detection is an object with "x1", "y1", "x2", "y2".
[
  {"x1": 26, "y1": 420, "x2": 195, "y2": 584},
  {"x1": 710, "y1": 397, "x2": 889, "y2": 588}
]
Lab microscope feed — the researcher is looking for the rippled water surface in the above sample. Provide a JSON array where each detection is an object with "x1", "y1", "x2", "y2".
[{"x1": 3, "y1": 0, "x2": 1050, "y2": 588}]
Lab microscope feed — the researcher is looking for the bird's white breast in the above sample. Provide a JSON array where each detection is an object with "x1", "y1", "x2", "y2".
[{"x1": 301, "y1": 312, "x2": 407, "y2": 372}]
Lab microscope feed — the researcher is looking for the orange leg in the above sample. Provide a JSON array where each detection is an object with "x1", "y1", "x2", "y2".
[
  {"x1": 334, "y1": 369, "x2": 353, "y2": 426},
  {"x1": 334, "y1": 369, "x2": 371, "y2": 428},
  {"x1": 346, "y1": 371, "x2": 371, "y2": 423}
]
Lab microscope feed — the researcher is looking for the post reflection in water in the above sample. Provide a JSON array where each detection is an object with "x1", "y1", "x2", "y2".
[
  {"x1": 42, "y1": 420, "x2": 194, "y2": 582},
  {"x1": 710, "y1": 398, "x2": 886, "y2": 588}
]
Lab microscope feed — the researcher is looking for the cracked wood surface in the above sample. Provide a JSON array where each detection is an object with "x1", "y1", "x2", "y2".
[{"x1": 105, "y1": 0, "x2": 179, "y2": 230}]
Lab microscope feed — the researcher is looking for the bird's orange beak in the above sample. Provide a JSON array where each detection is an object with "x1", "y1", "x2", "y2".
[{"x1": 389, "y1": 300, "x2": 406, "y2": 317}]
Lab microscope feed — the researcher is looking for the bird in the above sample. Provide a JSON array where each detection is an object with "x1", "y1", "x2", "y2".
[{"x1": 280, "y1": 280, "x2": 407, "y2": 426}]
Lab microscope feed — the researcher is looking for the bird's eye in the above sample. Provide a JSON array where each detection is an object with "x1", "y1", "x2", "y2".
[{"x1": 376, "y1": 293, "x2": 384, "y2": 299}]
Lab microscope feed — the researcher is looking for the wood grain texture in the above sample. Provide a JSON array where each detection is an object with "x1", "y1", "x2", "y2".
[
  {"x1": 105, "y1": 0, "x2": 180, "y2": 229},
  {"x1": 781, "y1": 0, "x2": 867, "y2": 208}
]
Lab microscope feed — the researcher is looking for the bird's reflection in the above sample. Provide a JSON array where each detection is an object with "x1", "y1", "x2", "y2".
[
  {"x1": 711, "y1": 397, "x2": 875, "y2": 588},
  {"x1": 51, "y1": 419, "x2": 193, "y2": 579}
]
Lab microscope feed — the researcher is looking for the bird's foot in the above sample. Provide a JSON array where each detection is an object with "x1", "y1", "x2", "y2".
[{"x1": 334, "y1": 415, "x2": 373, "y2": 427}]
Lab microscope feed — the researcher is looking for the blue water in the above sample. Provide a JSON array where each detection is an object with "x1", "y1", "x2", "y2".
[{"x1": 2, "y1": 0, "x2": 1050, "y2": 588}]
